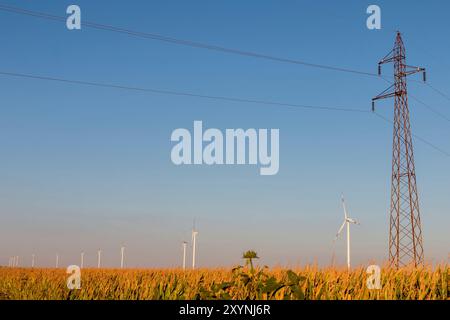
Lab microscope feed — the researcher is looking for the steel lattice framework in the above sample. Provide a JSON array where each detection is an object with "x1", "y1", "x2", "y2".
[{"x1": 372, "y1": 32, "x2": 425, "y2": 268}]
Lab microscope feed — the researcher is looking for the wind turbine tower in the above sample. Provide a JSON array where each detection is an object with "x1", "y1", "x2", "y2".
[
  {"x1": 192, "y1": 222, "x2": 198, "y2": 270},
  {"x1": 120, "y1": 246, "x2": 125, "y2": 269},
  {"x1": 97, "y1": 249, "x2": 102, "y2": 268},
  {"x1": 334, "y1": 195, "x2": 360, "y2": 270},
  {"x1": 182, "y1": 241, "x2": 187, "y2": 271}
]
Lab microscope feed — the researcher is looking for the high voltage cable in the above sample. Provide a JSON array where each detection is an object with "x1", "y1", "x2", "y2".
[
  {"x1": 2, "y1": 3, "x2": 450, "y2": 118},
  {"x1": 381, "y1": 77, "x2": 450, "y2": 123},
  {"x1": 426, "y1": 83, "x2": 450, "y2": 103},
  {"x1": 0, "y1": 4, "x2": 449, "y2": 155},
  {"x1": 409, "y1": 94, "x2": 450, "y2": 123},
  {"x1": 373, "y1": 112, "x2": 450, "y2": 157},
  {"x1": 0, "y1": 69, "x2": 448, "y2": 157},
  {"x1": 0, "y1": 70, "x2": 368, "y2": 113},
  {"x1": 0, "y1": 3, "x2": 378, "y2": 77}
]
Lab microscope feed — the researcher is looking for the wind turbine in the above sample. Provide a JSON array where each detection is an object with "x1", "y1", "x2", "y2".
[
  {"x1": 31, "y1": 254, "x2": 35, "y2": 268},
  {"x1": 334, "y1": 194, "x2": 360, "y2": 270},
  {"x1": 182, "y1": 241, "x2": 187, "y2": 271},
  {"x1": 191, "y1": 221, "x2": 198, "y2": 270},
  {"x1": 80, "y1": 251, "x2": 84, "y2": 268},
  {"x1": 120, "y1": 246, "x2": 125, "y2": 269},
  {"x1": 55, "y1": 253, "x2": 59, "y2": 268},
  {"x1": 97, "y1": 249, "x2": 102, "y2": 268}
]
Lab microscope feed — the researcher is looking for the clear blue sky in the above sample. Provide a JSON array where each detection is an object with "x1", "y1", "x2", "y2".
[{"x1": 0, "y1": 0, "x2": 449, "y2": 268}]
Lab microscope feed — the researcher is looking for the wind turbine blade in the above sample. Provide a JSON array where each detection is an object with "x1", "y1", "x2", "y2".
[
  {"x1": 334, "y1": 221, "x2": 346, "y2": 241},
  {"x1": 341, "y1": 195, "x2": 348, "y2": 219}
]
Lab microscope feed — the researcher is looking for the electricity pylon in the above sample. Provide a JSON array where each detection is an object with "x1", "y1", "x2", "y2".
[{"x1": 372, "y1": 32, "x2": 425, "y2": 268}]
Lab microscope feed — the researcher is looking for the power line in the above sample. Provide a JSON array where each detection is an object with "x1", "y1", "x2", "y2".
[
  {"x1": 0, "y1": 70, "x2": 368, "y2": 113},
  {"x1": 410, "y1": 78, "x2": 450, "y2": 110},
  {"x1": 426, "y1": 83, "x2": 450, "y2": 103},
  {"x1": 1, "y1": 69, "x2": 448, "y2": 157},
  {"x1": 373, "y1": 111, "x2": 450, "y2": 157},
  {"x1": 0, "y1": 3, "x2": 378, "y2": 78},
  {"x1": 409, "y1": 94, "x2": 450, "y2": 123},
  {"x1": 381, "y1": 77, "x2": 450, "y2": 123},
  {"x1": 3, "y1": 3, "x2": 450, "y2": 119},
  {"x1": 0, "y1": 4, "x2": 448, "y2": 155}
]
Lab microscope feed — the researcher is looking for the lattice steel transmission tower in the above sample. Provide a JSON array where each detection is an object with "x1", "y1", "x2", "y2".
[{"x1": 372, "y1": 32, "x2": 426, "y2": 268}]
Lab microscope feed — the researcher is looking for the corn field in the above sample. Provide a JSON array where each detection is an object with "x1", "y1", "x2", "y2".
[{"x1": 0, "y1": 265, "x2": 448, "y2": 300}]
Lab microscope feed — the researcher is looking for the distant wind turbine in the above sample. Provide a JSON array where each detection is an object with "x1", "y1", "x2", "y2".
[
  {"x1": 31, "y1": 254, "x2": 35, "y2": 268},
  {"x1": 330, "y1": 246, "x2": 336, "y2": 267},
  {"x1": 97, "y1": 249, "x2": 102, "y2": 268},
  {"x1": 56, "y1": 253, "x2": 59, "y2": 268},
  {"x1": 334, "y1": 194, "x2": 360, "y2": 270},
  {"x1": 192, "y1": 221, "x2": 198, "y2": 270},
  {"x1": 182, "y1": 241, "x2": 187, "y2": 271},
  {"x1": 120, "y1": 246, "x2": 125, "y2": 269},
  {"x1": 81, "y1": 251, "x2": 84, "y2": 268}
]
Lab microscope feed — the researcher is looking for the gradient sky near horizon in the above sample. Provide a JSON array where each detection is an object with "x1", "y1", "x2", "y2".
[{"x1": 0, "y1": 0, "x2": 449, "y2": 268}]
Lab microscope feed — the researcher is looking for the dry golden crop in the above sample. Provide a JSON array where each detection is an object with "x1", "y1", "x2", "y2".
[{"x1": 0, "y1": 265, "x2": 447, "y2": 300}]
